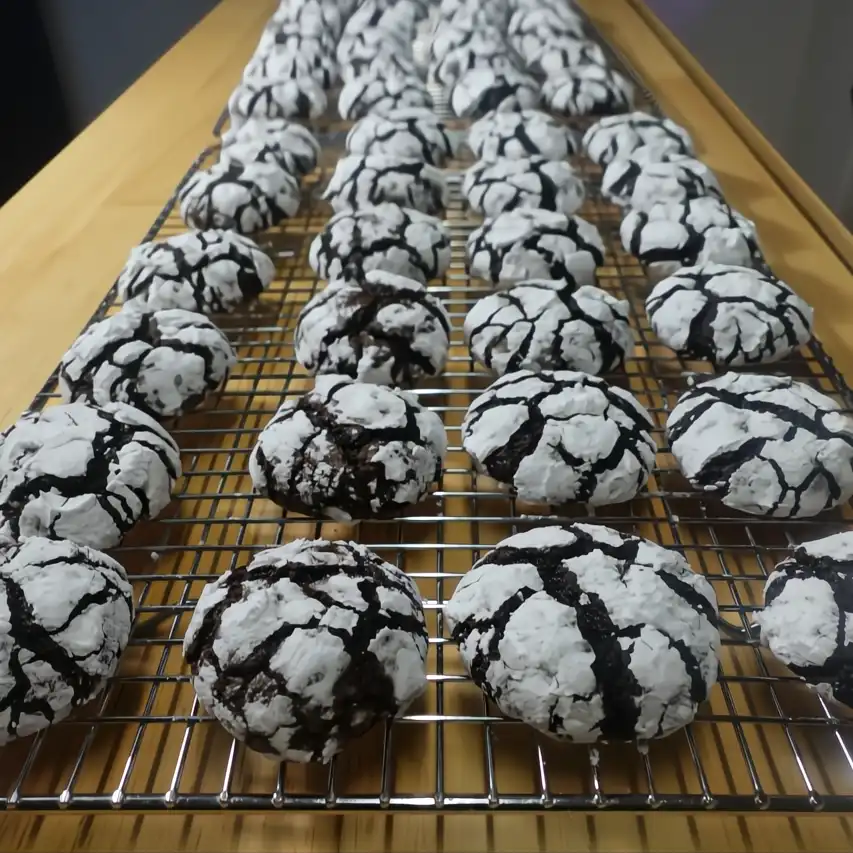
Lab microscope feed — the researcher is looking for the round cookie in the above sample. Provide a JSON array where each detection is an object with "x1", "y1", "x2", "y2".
[
  {"x1": 179, "y1": 161, "x2": 300, "y2": 234},
  {"x1": 243, "y1": 39, "x2": 338, "y2": 89},
  {"x1": 0, "y1": 537, "x2": 134, "y2": 746},
  {"x1": 524, "y1": 36, "x2": 608, "y2": 77},
  {"x1": 646, "y1": 264, "x2": 813, "y2": 366},
  {"x1": 323, "y1": 154, "x2": 447, "y2": 216},
  {"x1": 445, "y1": 524, "x2": 720, "y2": 742},
  {"x1": 583, "y1": 111, "x2": 693, "y2": 167},
  {"x1": 620, "y1": 196, "x2": 760, "y2": 279},
  {"x1": 429, "y1": 16, "x2": 505, "y2": 66},
  {"x1": 429, "y1": 31, "x2": 517, "y2": 89},
  {"x1": 228, "y1": 76, "x2": 327, "y2": 125},
  {"x1": 309, "y1": 203, "x2": 451, "y2": 284},
  {"x1": 59, "y1": 308, "x2": 237, "y2": 419},
  {"x1": 602, "y1": 157, "x2": 721, "y2": 210},
  {"x1": 461, "y1": 369, "x2": 655, "y2": 505},
  {"x1": 337, "y1": 24, "x2": 419, "y2": 83},
  {"x1": 507, "y1": 7, "x2": 585, "y2": 56},
  {"x1": 116, "y1": 230, "x2": 275, "y2": 314},
  {"x1": 184, "y1": 538, "x2": 428, "y2": 763},
  {"x1": 463, "y1": 156, "x2": 585, "y2": 217},
  {"x1": 338, "y1": 75, "x2": 432, "y2": 121},
  {"x1": 467, "y1": 209, "x2": 605, "y2": 287},
  {"x1": 0, "y1": 402, "x2": 181, "y2": 549},
  {"x1": 666, "y1": 372, "x2": 853, "y2": 518},
  {"x1": 262, "y1": 0, "x2": 344, "y2": 42},
  {"x1": 346, "y1": 110, "x2": 456, "y2": 166},
  {"x1": 467, "y1": 109, "x2": 578, "y2": 162},
  {"x1": 465, "y1": 281, "x2": 633, "y2": 376},
  {"x1": 250, "y1": 374, "x2": 447, "y2": 520},
  {"x1": 295, "y1": 270, "x2": 451, "y2": 387},
  {"x1": 758, "y1": 532, "x2": 853, "y2": 707},
  {"x1": 220, "y1": 118, "x2": 320, "y2": 178},
  {"x1": 450, "y1": 68, "x2": 540, "y2": 118},
  {"x1": 543, "y1": 65, "x2": 634, "y2": 116}
]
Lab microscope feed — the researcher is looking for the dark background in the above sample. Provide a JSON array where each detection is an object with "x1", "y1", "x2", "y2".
[{"x1": 2, "y1": 0, "x2": 218, "y2": 205}]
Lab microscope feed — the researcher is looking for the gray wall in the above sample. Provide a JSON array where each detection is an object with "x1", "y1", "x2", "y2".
[
  {"x1": 645, "y1": 0, "x2": 853, "y2": 226},
  {"x1": 38, "y1": 0, "x2": 220, "y2": 132}
]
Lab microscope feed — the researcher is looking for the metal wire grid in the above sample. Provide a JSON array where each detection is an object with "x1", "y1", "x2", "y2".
[{"x1": 4, "y1": 24, "x2": 853, "y2": 822}]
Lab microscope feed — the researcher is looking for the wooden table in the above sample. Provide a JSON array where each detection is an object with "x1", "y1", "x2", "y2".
[{"x1": 2, "y1": 0, "x2": 853, "y2": 850}]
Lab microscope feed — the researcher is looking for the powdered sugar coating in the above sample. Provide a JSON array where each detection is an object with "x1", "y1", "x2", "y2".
[
  {"x1": 446, "y1": 524, "x2": 720, "y2": 742},
  {"x1": 466, "y1": 282, "x2": 633, "y2": 376},
  {"x1": 0, "y1": 537, "x2": 134, "y2": 745},
  {"x1": 243, "y1": 36, "x2": 338, "y2": 89},
  {"x1": 324, "y1": 154, "x2": 447, "y2": 215},
  {"x1": 583, "y1": 111, "x2": 693, "y2": 166},
  {"x1": 467, "y1": 109, "x2": 578, "y2": 161},
  {"x1": 429, "y1": 30, "x2": 517, "y2": 88},
  {"x1": 758, "y1": 532, "x2": 853, "y2": 707},
  {"x1": 507, "y1": 7, "x2": 585, "y2": 57},
  {"x1": 337, "y1": 29, "x2": 419, "y2": 82},
  {"x1": 228, "y1": 76, "x2": 327, "y2": 125},
  {"x1": 462, "y1": 369, "x2": 655, "y2": 505},
  {"x1": 524, "y1": 36, "x2": 607, "y2": 77},
  {"x1": 179, "y1": 161, "x2": 300, "y2": 234},
  {"x1": 450, "y1": 68, "x2": 540, "y2": 118},
  {"x1": 220, "y1": 119, "x2": 320, "y2": 177},
  {"x1": 602, "y1": 157, "x2": 721, "y2": 210},
  {"x1": 464, "y1": 156, "x2": 585, "y2": 217},
  {"x1": 646, "y1": 264, "x2": 813, "y2": 366},
  {"x1": 543, "y1": 65, "x2": 634, "y2": 116},
  {"x1": 346, "y1": 111, "x2": 457, "y2": 166},
  {"x1": 59, "y1": 308, "x2": 236, "y2": 419},
  {"x1": 338, "y1": 75, "x2": 433, "y2": 121},
  {"x1": 295, "y1": 270, "x2": 450, "y2": 387},
  {"x1": 467, "y1": 209, "x2": 605, "y2": 288},
  {"x1": 621, "y1": 196, "x2": 760, "y2": 279},
  {"x1": 667, "y1": 372, "x2": 853, "y2": 518},
  {"x1": 250, "y1": 375, "x2": 447, "y2": 520},
  {"x1": 0, "y1": 403, "x2": 181, "y2": 549},
  {"x1": 183, "y1": 538, "x2": 427, "y2": 762},
  {"x1": 309, "y1": 204, "x2": 451, "y2": 284},
  {"x1": 116, "y1": 230, "x2": 275, "y2": 314}
]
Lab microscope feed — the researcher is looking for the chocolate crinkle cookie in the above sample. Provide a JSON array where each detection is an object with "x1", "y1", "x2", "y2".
[
  {"x1": 295, "y1": 270, "x2": 451, "y2": 387},
  {"x1": 646, "y1": 264, "x2": 813, "y2": 366},
  {"x1": 346, "y1": 110, "x2": 457, "y2": 166},
  {"x1": 0, "y1": 537, "x2": 134, "y2": 745},
  {"x1": 467, "y1": 209, "x2": 605, "y2": 288},
  {"x1": 116, "y1": 229, "x2": 275, "y2": 314},
  {"x1": 667, "y1": 372, "x2": 853, "y2": 518},
  {"x1": 602, "y1": 156, "x2": 722, "y2": 211},
  {"x1": 446, "y1": 524, "x2": 720, "y2": 742},
  {"x1": 220, "y1": 118, "x2": 320, "y2": 178},
  {"x1": 309, "y1": 203, "x2": 451, "y2": 284},
  {"x1": 582, "y1": 111, "x2": 693, "y2": 167},
  {"x1": 462, "y1": 369, "x2": 656, "y2": 506},
  {"x1": 338, "y1": 75, "x2": 433, "y2": 121},
  {"x1": 243, "y1": 33, "x2": 338, "y2": 89},
  {"x1": 179, "y1": 160, "x2": 300, "y2": 234},
  {"x1": 184, "y1": 538, "x2": 427, "y2": 762},
  {"x1": 465, "y1": 281, "x2": 633, "y2": 376},
  {"x1": 0, "y1": 402, "x2": 181, "y2": 549},
  {"x1": 228, "y1": 76, "x2": 327, "y2": 125},
  {"x1": 542, "y1": 65, "x2": 634, "y2": 117},
  {"x1": 467, "y1": 109, "x2": 578, "y2": 161},
  {"x1": 250, "y1": 375, "x2": 447, "y2": 520},
  {"x1": 523, "y1": 36, "x2": 607, "y2": 77},
  {"x1": 463, "y1": 156, "x2": 585, "y2": 218},
  {"x1": 758, "y1": 531, "x2": 853, "y2": 708},
  {"x1": 323, "y1": 154, "x2": 447, "y2": 216},
  {"x1": 620, "y1": 196, "x2": 760, "y2": 279},
  {"x1": 59, "y1": 307, "x2": 237, "y2": 420},
  {"x1": 450, "y1": 68, "x2": 540, "y2": 118}
]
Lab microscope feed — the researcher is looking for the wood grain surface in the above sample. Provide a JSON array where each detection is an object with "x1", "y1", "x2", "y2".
[{"x1": 2, "y1": 0, "x2": 853, "y2": 851}]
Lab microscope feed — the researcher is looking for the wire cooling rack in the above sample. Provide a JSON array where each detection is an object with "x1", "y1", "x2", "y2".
[{"x1": 4, "y1": 12, "x2": 853, "y2": 818}]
